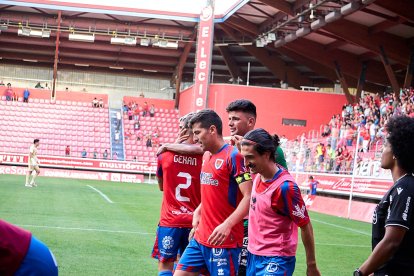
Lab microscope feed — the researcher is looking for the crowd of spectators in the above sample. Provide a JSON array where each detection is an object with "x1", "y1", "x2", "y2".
[{"x1": 284, "y1": 88, "x2": 414, "y2": 174}]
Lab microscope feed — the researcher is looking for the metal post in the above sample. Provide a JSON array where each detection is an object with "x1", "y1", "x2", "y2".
[
  {"x1": 347, "y1": 126, "x2": 361, "y2": 219},
  {"x1": 247, "y1": 62, "x2": 250, "y2": 86}
]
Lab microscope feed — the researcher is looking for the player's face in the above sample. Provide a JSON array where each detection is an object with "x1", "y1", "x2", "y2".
[
  {"x1": 228, "y1": 111, "x2": 254, "y2": 136},
  {"x1": 35, "y1": 142, "x2": 40, "y2": 147},
  {"x1": 241, "y1": 144, "x2": 266, "y2": 175},
  {"x1": 192, "y1": 122, "x2": 212, "y2": 151},
  {"x1": 380, "y1": 138, "x2": 394, "y2": 169}
]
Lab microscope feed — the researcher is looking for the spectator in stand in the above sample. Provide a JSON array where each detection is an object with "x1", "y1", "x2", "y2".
[
  {"x1": 146, "y1": 134, "x2": 152, "y2": 147},
  {"x1": 103, "y1": 149, "x2": 108, "y2": 160},
  {"x1": 136, "y1": 130, "x2": 143, "y2": 141},
  {"x1": 12, "y1": 88, "x2": 18, "y2": 102},
  {"x1": 142, "y1": 102, "x2": 149, "y2": 117},
  {"x1": 65, "y1": 87, "x2": 69, "y2": 92},
  {"x1": 133, "y1": 107, "x2": 140, "y2": 121},
  {"x1": 23, "y1": 88, "x2": 30, "y2": 103},
  {"x1": 345, "y1": 124, "x2": 354, "y2": 146},
  {"x1": 0, "y1": 80, "x2": 4, "y2": 86},
  {"x1": 334, "y1": 146, "x2": 345, "y2": 173},
  {"x1": 116, "y1": 111, "x2": 122, "y2": 131},
  {"x1": 132, "y1": 156, "x2": 137, "y2": 162},
  {"x1": 93, "y1": 149, "x2": 98, "y2": 159},
  {"x1": 149, "y1": 104, "x2": 155, "y2": 117},
  {"x1": 4, "y1": 83, "x2": 12, "y2": 101},
  {"x1": 139, "y1": 92, "x2": 145, "y2": 98},
  {"x1": 81, "y1": 149, "x2": 87, "y2": 158},
  {"x1": 114, "y1": 131, "x2": 120, "y2": 143},
  {"x1": 127, "y1": 109, "x2": 133, "y2": 120},
  {"x1": 308, "y1": 176, "x2": 318, "y2": 195},
  {"x1": 325, "y1": 144, "x2": 335, "y2": 171},
  {"x1": 133, "y1": 120, "x2": 140, "y2": 130},
  {"x1": 65, "y1": 145, "x2": 70, "y2": 157},
  {"x1": 44, "y1": 83, "x2": 50, "y2": 90},
  {"x1": 330, "y1": 124, "x2": 339, "y2": 150},
  {"x1": 112, "y1": 152, "x2": 118, "y2": 160},
  {"x1": 35, "y1": 82, "x2": 43, "y2": 89},
  {"x1": 98, "y1": 98, "x2": 104, "y2": 108},
  {"x1": 92, "y1": 97, "x2": 99, "y2": 108},
  {"x1": 361, "y1": 125, "x2": 371, "y2": 153},
  {"x1": 122, "y1": 103, "x2": 129, "y2": 114}
]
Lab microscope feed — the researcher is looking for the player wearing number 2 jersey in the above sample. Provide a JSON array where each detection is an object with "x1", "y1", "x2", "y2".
[{"x1": 152, "y1": 113, "x2": 202, "y2": 276}]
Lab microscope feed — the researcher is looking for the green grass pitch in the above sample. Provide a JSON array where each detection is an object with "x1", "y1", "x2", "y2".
[{"x1": 0, "y1": 174, "x2": 372, "y2": 275}]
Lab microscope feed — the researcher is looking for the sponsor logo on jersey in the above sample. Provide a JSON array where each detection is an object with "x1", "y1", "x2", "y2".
[
  {"x1": 218, "y1": 268, "x2": 224, "y2": 275},
  {"x1": 397, "y1": 187, "x2": 403, "y2": 195},
  {"x1": 403, "y1": 196, "x2": 411, "y2": 221},
  {"x1": 200, "y1": 172, "x2": 219, "y2": 186},
  {"x1": 292, "y1": 204, "x2": 306, "y2": 219}
]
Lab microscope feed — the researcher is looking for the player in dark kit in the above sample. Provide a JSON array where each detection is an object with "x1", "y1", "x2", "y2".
[{"x1": 357, "y1": 116, "x2": 414, "y2": 276}]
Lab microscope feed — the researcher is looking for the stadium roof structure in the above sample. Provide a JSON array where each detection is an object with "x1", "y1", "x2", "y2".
[{"x1": 0, "y1": 0, "x2": 413, "y2": 99}]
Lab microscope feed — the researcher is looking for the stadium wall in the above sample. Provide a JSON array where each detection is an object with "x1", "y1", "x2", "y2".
[{"x1": 179, "y1": 84, "x2": 347, "y2": 139}]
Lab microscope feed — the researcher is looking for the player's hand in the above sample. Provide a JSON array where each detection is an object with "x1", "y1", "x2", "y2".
[
  {"x1": 175, "y1": 134, "x2": 189, "y2": 144},
  {"x1": 188, "y1": 227, "x2": 196, "y2": 241},
  {"x1": 175, "y1": 128, "x2": 188, "y2": 144},
  {"x1": 230, "y1": 135, "x2": 243, "y2": 151},
  {"x1": 207, "y1": 221, "x2": 231, "y2": 246},
  {"x1": 306, "y1": 264, "x2": 321, "y2": 276},
  {"x1": 156, "y1": 145, "x2": 168, "y2": 156}
]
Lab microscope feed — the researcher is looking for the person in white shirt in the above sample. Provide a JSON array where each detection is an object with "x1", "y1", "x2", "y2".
[{"x1": 25, "y1": 139, "x2": 40, "y2": 187}]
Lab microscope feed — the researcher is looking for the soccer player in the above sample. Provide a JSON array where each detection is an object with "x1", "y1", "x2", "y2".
[
  {"x1": 356, "y1": 116, "x2": 414, "y2": 275},
  {"x1": 25, "y1": 139, "x2": 40, "y2": 187},
  {"x1": 226, "y1": 99, "x2": 288, "y2": 275},
  {"x1": 152, "y1": 113, "x2": 202, "y2": 276},
  {"x1": 0, "y1": 219, "x2": 58, "y2": 275},
  {"x1": 174, "y1": 109, "x2": 252, "y2": 276},
  {"x1": 308, "y1": 176, "x2": 318, "y2": 195},
  {"x1": 240, "y1": 128, "x2": 320, "y2": 276}
]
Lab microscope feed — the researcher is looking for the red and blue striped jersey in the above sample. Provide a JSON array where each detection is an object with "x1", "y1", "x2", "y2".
[{"x1": 195, "y1": 144, "x2": 251, "y2": 248}]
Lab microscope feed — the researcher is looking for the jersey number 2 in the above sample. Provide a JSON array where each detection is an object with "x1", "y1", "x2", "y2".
[{"x1": 176, "y1": 172, "x2": 191, "y2": 202}]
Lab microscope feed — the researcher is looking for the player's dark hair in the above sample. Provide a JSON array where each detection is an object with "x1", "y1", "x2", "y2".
[
  {"x1": 182, "y1": 112, "x2": 195, "y2": 130},
  {"x1": 242, "y1": 128, "x2": 280, "y2": 162},
  {"x1": 189, "y1": 109, "x2": 223, "y2": 136},
  {"x1": 386, "y1": 116, "x2": 414, "y2": 173},
  {"x1": 34, "y1": 139, "x2": 39, "y2": 144},
  {"x1": 226, "y1": 99, "x2": 257, "y2": 119}
]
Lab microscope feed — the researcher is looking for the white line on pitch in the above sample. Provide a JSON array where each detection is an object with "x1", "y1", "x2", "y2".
[
  {"x1": 312, "y1": 218, "x2": 371, "y2": 236},
  {"x1": 315, "y1": 242, "x2": 370, "y2": 248},
  {"x1": 18, "y1": 224, "x2": 151, "y2": 235},
  {"x1": 87, "y1": 185, "x2": 113, "y2": 203}
]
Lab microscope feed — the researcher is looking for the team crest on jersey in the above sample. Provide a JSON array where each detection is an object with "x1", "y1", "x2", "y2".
[{"x1": 215, "y1": 159, "x2": 224, "y2": 169}]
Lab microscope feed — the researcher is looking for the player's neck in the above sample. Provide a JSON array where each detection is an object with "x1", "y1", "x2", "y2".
[
  {"x1": 260, "y1": 163, "x2": 278, "y2": 182},
  {"x1": 391, "y1": 166, "x2": 407, "y2": 183},
  {"x1": 210, "y1": 138, "x2": 225, "y2": 154}
]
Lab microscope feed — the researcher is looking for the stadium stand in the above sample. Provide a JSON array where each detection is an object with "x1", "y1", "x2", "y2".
[
  {"x1": 0, "y1": 96, "x2": 110, "y2": 158},
  {"x1": 122, "y1": 104, "x2": 180, "y2": 162}
]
